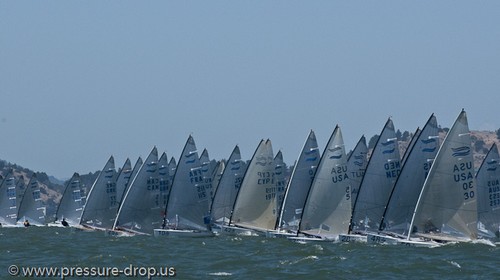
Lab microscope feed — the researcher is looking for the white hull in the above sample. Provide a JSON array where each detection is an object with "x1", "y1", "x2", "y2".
[
  {"x1": 0, "y1": 223, "x2": 24, "y2": 228},
  {"x1": 266, "y1": 230, "x2": 297, "y2": 238},
  {"x1": 105, "y1": 229, "x2": 136, "y2": 237},
  {"x1": 153, "y1": 229, "x2": 214, "y2": 237},
  {"x1": 396, "y1": 239, "x2": 442, "y2": 247},
  {"x1": 287, "y1": 236, "x2": 329, "y2": 242},
  {"x1": 338, "y1": 234, "x2": 367, "y2": 243},
  {"x1": 47, "y1": 222, "x2": 66, "y2": 228},
  {"x1": 219, "y1": 225, "x2": 259, "y2": 236},
  {"x1": 366, "y1": 233, "x2": 400, "y2": 245}
]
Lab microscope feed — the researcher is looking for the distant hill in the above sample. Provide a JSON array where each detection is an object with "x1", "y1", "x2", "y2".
[{"x1": 0, "y1": 159, "x2": 99, "y2": 222}]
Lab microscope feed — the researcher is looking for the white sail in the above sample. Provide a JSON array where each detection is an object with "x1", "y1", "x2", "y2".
[
  {"x1": 299, "y1": 126, "x2": 351, "y2": 239},
  {"x1": 346, "y1": 136, "x2": 368, "y2": 210},
  {"x1": 277, "y1": 130, "x2": 320, "y2": 233},
  {"x1": 409, "y1": 109, "x2": 477, "y2": 241},
  {"x1": 114, "y1": 147, "x2": 160, "y2": 234},
  {"x1": 54, "y1": 173, "x2": 84, "y2": 225},
  {"x1": 17, "y1": 174, "x2": 46, "y2": 226},
  {"x1": 165, "y1": 136, "x2": 210, "y2": 231},
  {"x1": 158, "y1": 152, "x2": 172, "y2": 210},
  {"x1": 80, "y1": 156, "x2": 118, "y2": 229},
  {"x1": 381, "y1": 114, "x2": 439, "y2": 236},
  {"x1": 210, "y1": 146, "x2": 246, "y2": 225},
  {"x1": 476, "y1": 143, "x2": 500, "y2": 238},
  {"x1": 351, "y1": 118, "x2": 401, "y2": 233},
  {"x1": 231, "y1": 139, "x2": 277, "y2": 231},
  {"x1": 0, "y1": 170, "x2": 23, "y2": 226}
]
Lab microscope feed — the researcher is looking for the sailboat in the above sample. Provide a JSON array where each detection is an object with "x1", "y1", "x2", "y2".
[
  {"x1": 347, "y1": 135, "x2": 368, "y2": 210},
  {"x1": 222, "y1": 139, "x2": 276, "y2": 235},
  {"x1": 154, "y1": 136, "x2": 213, "y2": 237},
  {"x1": 49, "y1": 173, "x2": 85, "y2": 227},
  {"x1": 0, "y1": 170, "x2": 25, "y2": 227},
  {"x1": 341, "y1": 118, "x2": 401, "y2": 242},
  {"x1": 475, "y1": 144, "x2": 500, "y2": 239},
  {"x1": 367, "y1": 114, "x2": 439, "y2": 244},
  {"x1": 274, "y1": 130, "x2": 320, "y2": 236},
  {"x1": 79, "y1": 156, "x2": 118, "y2": 230},
  {"x1": 404, "y1": 109, "x2": 477, "y2": 244},
  {"x1": 17, "y1": 173, "x2": 46, "y2": 226},
  {"x1": 209, "y1": 146, "x2": 247, "y2": 232},
  {"x1": 292, "y1": 125, "x2": 351, "y2": 241},
  {"x1": 113, "y1": 147, "x2": 161, "y2": 235}
]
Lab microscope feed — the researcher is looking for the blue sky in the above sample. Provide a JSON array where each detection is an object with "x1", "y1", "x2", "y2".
[{"x1": 1, "y1": 1, "x2": 500, "y2": 179}]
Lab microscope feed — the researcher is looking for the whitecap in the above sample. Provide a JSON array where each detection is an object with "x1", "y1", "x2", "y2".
[
  {"x1": 313, "y1": 244, "x2": 323, "y2": 251},
  {"x1": 471, "y1": 239, "x2": 496, "y2": 247},
  {"x1": 449, "y1": 261, "x2": 461, "y2": 269},
  {"x1": 208, "y1": 272, "x2": 232, "y2": 276}
]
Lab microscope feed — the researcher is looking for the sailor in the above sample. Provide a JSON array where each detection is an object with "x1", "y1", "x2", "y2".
[
  {"x1": 23, "y1": 219, "x2": 31, "y2": 227},
  {"x1": 61, "y1": 218, "x2": 69, "y2": 227}
]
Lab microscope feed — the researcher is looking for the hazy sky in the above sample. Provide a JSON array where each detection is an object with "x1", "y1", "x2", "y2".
[{"x1": 1, "y1": 1, "x2": 500, "y2": 179}]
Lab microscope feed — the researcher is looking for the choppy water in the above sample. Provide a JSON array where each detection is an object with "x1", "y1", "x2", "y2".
[{"x1": 1, "y1": 227, "x2": 498, "y2": 279}]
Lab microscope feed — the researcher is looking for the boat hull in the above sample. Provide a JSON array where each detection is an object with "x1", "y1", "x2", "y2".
[
  {"x1": 366, "y1": 233, "x2": 400, "y2": 245},
  {"x1": 265, "y1": 230, "x2": 296, "y2": 238},
  {"x1": 338, "y1": 234, "x2": 367, "y2": 243},
  {"x1": 153, "y1": 229, "x2": 214, "y2": 237},
  {"x1": 218, "y1": 225, "x2": 259, "y2": 236}
]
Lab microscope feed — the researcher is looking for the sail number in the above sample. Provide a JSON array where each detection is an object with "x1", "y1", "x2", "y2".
[{"x1": 453, "y1": 162, "x2": 474, "y2": 201}]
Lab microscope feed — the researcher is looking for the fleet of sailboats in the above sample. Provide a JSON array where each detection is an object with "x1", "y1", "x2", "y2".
[{"x1": 1, "y1": 109, "x2": 498, "y2": 245}]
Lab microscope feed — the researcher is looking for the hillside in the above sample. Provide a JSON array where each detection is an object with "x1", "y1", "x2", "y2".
[{"x1": 0, "y1": 160, "x2": 99, "y2": 221}]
